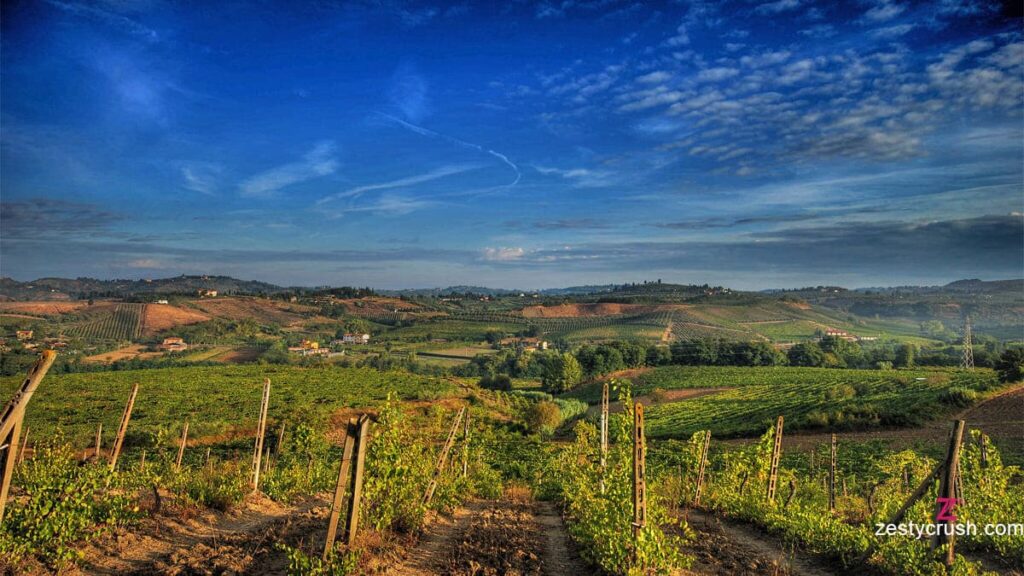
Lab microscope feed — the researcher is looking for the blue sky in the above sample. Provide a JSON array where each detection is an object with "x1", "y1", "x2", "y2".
[{"x1": 1, "y1": 0, "x2": 1021, "y2": 289}]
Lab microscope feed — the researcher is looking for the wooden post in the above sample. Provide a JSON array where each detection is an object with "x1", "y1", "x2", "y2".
[
  {"x1": 0, "y1": 350, "x2": 56, "y2": 523},
  {"x1": 693, "y1": 430, "x2": 711, "y2": 506},
  {"x1": 423, "y1": 407, "x2": 465, "y2": 506},
  {"x1": 175, "y1": 421, "x2": 189, "y2": 472},
  {"x1": 829, "y1": 434, "x2": 837, "y2": 512},
  {"x1": 600, "y1": 381, "x2": 610, "y2": 494},
  {"x1": 109, "y1": 383, "x2": 139, "y2": 471},
  {"x1": 842, "y1": 477, "x2": 848, "y2": 498},
  {"x1": 461, "y1": 411, "x2": 470, "y2": 478},
  {"x1": 766, "y1": 416, "x2": 783, "y2": 502},
  {"x1": 933, "y1": 420, "x2": 965, "y2": 566},
  {"x1": 324, "y1": 418, "x2": 358, "y2": 560},
  {"x1": 345, "y1": 415, "x2": 371, "y2": 546},
  {"x1": 276, "y1": 421, "x2": 286, "y2": 455},
  {"x1": 251, "y1": 378, "x2": 271, "y2": 491},
  {"x1": 978, "y1": 432, "x2": 988, "y2": 468},
  {"x1": 858, "y1": 461, "x2": 944, "y2": 564},
  {"x1": 784, "y1": 479, "x2": 797, "y2": 509},
  {"x1": 205, "y1": 447, "x2": 212, "y2": 468},
  {"x1": 632, "y1": 402, "x2": 647, "y2": 538},
  {"x1": 94, "y1": 423, "x2": 103, "y2": 459},
  {"x1": 140, "y1": 449, "x2": 146, "y2": 468},
  {"x1": 17, "y1": 427, "x2": 29, "y2": 465}
]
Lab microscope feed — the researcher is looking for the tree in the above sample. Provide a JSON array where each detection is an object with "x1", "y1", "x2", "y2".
[
  {"x1": 895, "y1": 343, "x2": 917, "y2": 368},
  {"x1": 542, "y1": 352, "x2": 583, "y2": 393},
  {"x1": 995, "y1": 348, "x2": 1024, "y2": 383},
  {"x1": 524, "y1": 401, "x2": 562, "y2": 435},
  {"x1": 787, "y1": 342, "x2": 826, "y2": 367}
]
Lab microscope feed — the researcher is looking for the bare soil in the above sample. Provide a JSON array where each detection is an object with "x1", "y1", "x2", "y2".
[
  {"x1": 0, "y1": 301, "x2": 88, "y2": 315},
  {"x1": 67, "y1": 493, "x2": 330, "y2": 575},
  {"x1": 142, "y1": 305, "x2": 210, "y2": 336},
  {"x1": 387, "y1": 498, "x2": 591, "y2": 576},
  {"x1": 677, "y1": 509, "x2": 846, "y2": 576},
  {"x1": 84, "y1": 344, "x2": 164, "y2": 363}
]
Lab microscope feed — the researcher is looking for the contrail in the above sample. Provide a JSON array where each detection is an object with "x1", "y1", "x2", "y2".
[{"x1": 376, "y1": 113, "x2": 521, "y2": 187}]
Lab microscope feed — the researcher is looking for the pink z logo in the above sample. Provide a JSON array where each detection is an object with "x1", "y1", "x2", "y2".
[{"x1": 936, "y1": 497, "x2": 961, "y2": 522}]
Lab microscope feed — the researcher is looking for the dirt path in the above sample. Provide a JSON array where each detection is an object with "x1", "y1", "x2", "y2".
[
  {"x1": 387, "y1": 498, "x2": 591, "y2": 576},
  {"x1": 72, "y1": 493, "x2": 330, "y2": 575},
  {"x1": 677, "y1": 509, "x2": 846, "y2": 576}
]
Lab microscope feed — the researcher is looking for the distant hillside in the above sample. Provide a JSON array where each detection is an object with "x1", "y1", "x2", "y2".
[{"x1": 0, "y1": 275, "x2": 284, "y2": 301}]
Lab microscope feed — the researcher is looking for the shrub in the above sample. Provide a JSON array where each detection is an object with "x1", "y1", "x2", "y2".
[
  {"x1": 525, "y1": 401, "x2": 563, "y2": 435},
  {"x1": 939, "y1": 387, "x2": 978, "y2": 408},
  {"x1": 479, "y1": 374, "x2": 513, "y2": 391},
  {"x1": 649, "y1": 387, "x2": 670, "y2": 403}
]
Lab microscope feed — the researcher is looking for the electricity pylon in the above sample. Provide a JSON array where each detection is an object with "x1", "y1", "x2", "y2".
[{"x1": 960, "y1": 315, "x2": 974, "y2": 370}]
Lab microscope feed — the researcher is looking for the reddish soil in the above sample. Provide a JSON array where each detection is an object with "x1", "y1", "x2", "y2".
[
  {"x1": 84, "y1": 344, "x2": 164, "y2": 363},
  {"x1": 186, "y1": 297, "x2": 316, "y2": 326},
  {"x1": 0, "y1": 301, "x2": 88, "y2": 315},
  {"x1": 141, "y1": 304, "x2": 210, "y2": 336},
  {"x1": 522, "y1": 303, "x2": 675, "y2": 318}
]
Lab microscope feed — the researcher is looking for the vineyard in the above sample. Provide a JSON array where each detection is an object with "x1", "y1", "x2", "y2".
[
  {"x1": 567, "y1": 366, "x2": 1006, "y2": 440},
  {"x1": 0, "y1": 355, "x2": 1020, "y2": 575},
  {"x1": 66, "y1": 303, "x2": 146, "y2": 342}
]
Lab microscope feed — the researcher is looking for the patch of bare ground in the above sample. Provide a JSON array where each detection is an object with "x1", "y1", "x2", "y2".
[
  {"x1": 70, "y1": 492, "x2": 330, "y2": 575},
  {"x1": 142, "y1": 304, "x2": 210, "y2": 336},
  {"x1": 387, "y1": 495, "x2": 590, "y2": 576},
  {"x1": 0, "y1": 301, "x2": 89, "y2": 316},
  {"x1": 214, "y1": 346, "x2": 265, "y2": 363},
  {"x1": 675, "y1": 509, "x2": 848, "y2": 576},
  {"x1": 84, "y1": 344, "x2": 164, "y2": 363}
]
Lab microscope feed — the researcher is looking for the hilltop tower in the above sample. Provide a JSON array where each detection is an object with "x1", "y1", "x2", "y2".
[{"x1": 960, "y1": 315, "x2": 974, "y2": 370}]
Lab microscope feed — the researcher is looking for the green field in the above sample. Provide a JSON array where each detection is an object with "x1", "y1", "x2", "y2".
[
  {"x1": 1, "y1": 365, "x2": 458, "y2": 449},
  {"x1": 567, "y1": 366, "x2": 1004, "y2": 439}
]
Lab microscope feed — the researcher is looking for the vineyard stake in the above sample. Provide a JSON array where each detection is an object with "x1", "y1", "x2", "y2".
[
  {"x1": 828, "y1": 434, "x2": 837, "y2": 512},
  {"x1": 175, "y1": 421, "x2": 189, "y2": 472},
  {"x1": 932, "y1": 420, "x2": 965, "y2": 566},
  {"x1": 858, "y1": 461, "x2": 944, "y2": 564},
  {"x1": 784, "y1": 479, "x2": 797, "y2": 509},
  {"x1": 461, "y1": 410, "x2": 470, "y2": 479},
  {"x1": 766, "y1": 415, "x2": 784, "y2": 502},
  {"x1": 276, "y1": 421, "x2": 286, "y2": 455},
  {"x1": 423, "y1": 407, "x2": 465, "y2": 506},
  {"x1": 109, "y1": 383, "x2": 139, "y2": 471},
  {"x1": 600, "y1": 381, "x2": 609, "y2": 494},
  {"x1": 345, "y1": 415, "x2": 371, "y2": 546},
  {"x1": 978, "y1": 432, "x2": 988, "y2": 468},
  {"x1": 95, "y1": 423, "x2": 103, "y2": 459},
  {"x1": 205, "y1": 447, "x2": 212, "y2": 468},
  {"x1": 693, "y1": 430, "x2": 711, "y2": 506},
  {"x1": 632, "y1": 402, "x2": 647, "y2": 569},
  {"x1": 324, "y1": 418, "x2": 358, "y2": 559},
  {"x1": 17, "y1": 427, "x2": 29, "y2": 465},
  {"x1": 251, "y1": 378, "x2": 271, "y2": 491},
  {"x1": 140, "y1": 450, "x2": 146, "y2": 468},
  {"x1": 0, "y1": 350, "x2": 56, "y2": 522}
]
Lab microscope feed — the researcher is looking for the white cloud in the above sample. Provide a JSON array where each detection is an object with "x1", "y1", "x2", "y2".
[
  {"x1": 666, "y1": 22, "x2": 689, "y2": 46},
  {"x1": 754, "y1": 0, "x2": 802, "y2": 15},
  {"x1": 482, "y1": 247, "x2": 525, "y2": 261},
  {"x1": 239, "y1": 141, "x2": 338, "y2": 197},
  {"x1": 697, "y1": 67, "x2": 740, "y2": 82},
  {"x1": 861, "y1": 1, "x2": 906, "y2": 22},
  {"x1": 181, "y1": 163, "x2": 221, "y2": 195}
]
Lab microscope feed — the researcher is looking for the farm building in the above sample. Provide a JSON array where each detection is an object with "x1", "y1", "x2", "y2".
[
  {"x1": 289, "y1": 340, "x2": 330, "y2": 356},
  {"x1": 339, "y1": 333, "x2": 371, "y2": 344},
  {"x1": 15, "y1": 330, "x2": 33, "y2": 341},
  {"x1": 156, "y1": 299, "x2": 169, "y2": 305},
  {"x1": 198, "y1": 290, "x2": 218, "y2": 298},
  {"x1": 161, "y1": 337, "x2": 188, "y2": 351}
]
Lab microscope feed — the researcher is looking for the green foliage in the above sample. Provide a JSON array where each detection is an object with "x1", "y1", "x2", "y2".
[
  {"x1": 566, "y1": 366, "x2": 1004, "y2": 439},
  {"x1": 277, "y1": 543, "x2": 361, "y2": 576},
  {"x1": 524, "y1": 401, "x2": 563, "y2": 435},
  {"x1": 169, "y1": 460, "x2": 250, "y2": 511},
  {"x1": 0, "y1": 441, "x2": 142, "y2": 568},
  {"x1": 541, "y1": 352, "x2": 583, "y2": 393},
  {"x1": 938, "y1": 387, "x2": 978, "y2": 407},
  {"x1": 995, "y1": 348, "x2": 1023, "y2": 383},
  {"x1": 552, "y1": 386, "x2": 689, "y2": 575}
]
